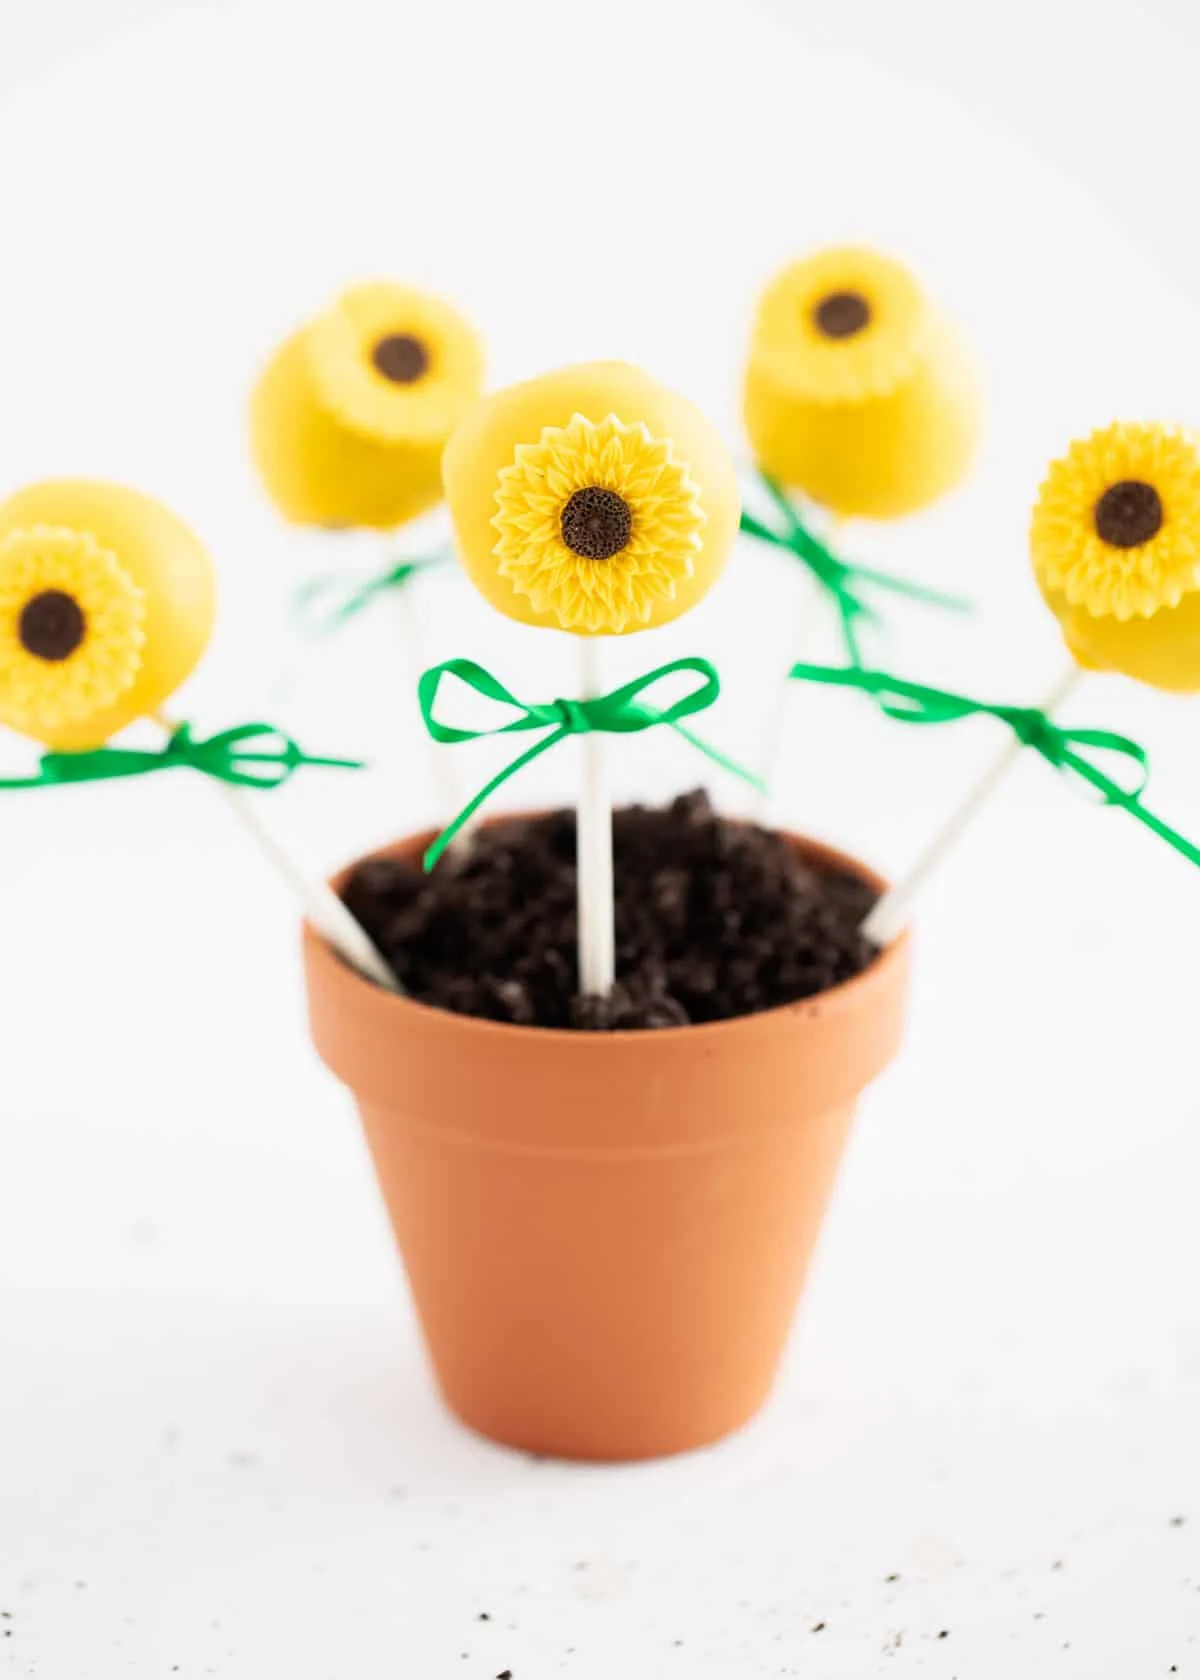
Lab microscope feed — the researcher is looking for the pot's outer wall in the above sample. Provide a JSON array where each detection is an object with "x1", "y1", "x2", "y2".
[{"x1": 303, "y1": 826, "x2": 909, "y2": 1462}]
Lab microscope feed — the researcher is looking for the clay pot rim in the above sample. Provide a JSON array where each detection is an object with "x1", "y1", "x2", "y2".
[{"x1": 304, "y1": 817, "x2": 908, "y2": 1049}]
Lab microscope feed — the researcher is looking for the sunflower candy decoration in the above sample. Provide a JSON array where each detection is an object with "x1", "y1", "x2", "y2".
[
  {"x1": 250, "y1": 281, "x2": 485, "y2": 803},
  {"x1": 0, "y1": 479, "x2": 396, "y2": 988},
  {"x1": 421, "y1": 360, "x2": 750, "y2": 995},
  {"x1": 782, "y1": 421, "x2": 1200, "y2": 946},
  {"x1": 741, "y1": 247, "x2": 982, "y2": 800}
]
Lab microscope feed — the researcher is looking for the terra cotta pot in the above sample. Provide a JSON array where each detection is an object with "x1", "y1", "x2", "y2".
[{"x1": 303, "y1": 823, "x2": 909, "y2": 1462}]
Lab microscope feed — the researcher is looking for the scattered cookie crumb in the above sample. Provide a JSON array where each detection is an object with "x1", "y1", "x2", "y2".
[{"x1": 811, "y1": 1622, "x2": 826, "y2": 1633}]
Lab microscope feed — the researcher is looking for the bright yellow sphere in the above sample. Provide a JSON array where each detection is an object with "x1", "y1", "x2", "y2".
[
  {"x1": 442, "y1": 361, "x2": 740, "y2": 635},
  {"x1": 1031, "y1": 422, "x2": 1200, "y2": 693},
  {"x1": 0, "y1": 480, "x2": 216, "y2": 750},
  {"x1": 249, "y1": 282, "x2": 485, "y2": 531},
  {"x1": 743, "y1": 247, "x2": 981, "y2": 520}
]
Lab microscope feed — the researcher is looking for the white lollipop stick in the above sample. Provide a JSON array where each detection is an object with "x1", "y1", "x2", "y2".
[
  {"x1": 157, "y1": 713, "x2": 401, "y2": 993},
  {"x1": 861, "y1": 664, "x2": 1082, "y2": 946},
  {"x1": 576, "y1": 636, "x2": 616, "y2": 996}
]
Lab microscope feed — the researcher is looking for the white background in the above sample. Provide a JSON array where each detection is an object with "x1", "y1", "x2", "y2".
[{"x1": 2, "y1": 0, "x2": 1200, "y2": 1674}]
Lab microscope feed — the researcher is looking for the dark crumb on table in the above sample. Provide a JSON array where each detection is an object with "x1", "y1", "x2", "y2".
[
  {"x1": 1051, "y1": 1559, "x2": 1064, "y2": 1570},
  {"x1": 811, "y1": 1622, "x2": 826, "y2": 1633},
  {"x1": 937, "y1": 1630, "x2": 950, "y2": 1639},
  {"x1": 884, "y1": 1573, "x2": 901, "y2": 1584},
  {"x1": 478, "y1": 1613, "x2": 491, "y2": 1622},
  {"x1": 343, "y1": 791, "x2": 880, "y2": 1030},
  {"x1": 1171, "y1": 1515, "x2": 1188, "y2": 1527},
  {"x1": 497, "y1": 1671, "x2": 513, "y2": 1679}
]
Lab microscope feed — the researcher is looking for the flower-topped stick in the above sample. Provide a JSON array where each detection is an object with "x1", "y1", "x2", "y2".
[
  {"x1": 576, "y1": 635, "x2": 616, "y2": 992},
  {"x1": 741, "y1": 247, "x2": 981, "y2": 817},
  {"x1": 152, "y1": 705, "x2": 399, "y2": 991},
  {"x1": 804, "y1": 422, "x2": 1200, "y2": 944},
  {"x1": 0, "y1": 479, "x2": 399, "y2": 992},
  {"x1": 250, "y1": 281, "x2": 485, "y2": 819},
  {"x1": 438, "y1": 362, "x2": 742, "y2": 998},
  {"x1": 859, "y1": 665, "x2": 1080, "y2": 943}
]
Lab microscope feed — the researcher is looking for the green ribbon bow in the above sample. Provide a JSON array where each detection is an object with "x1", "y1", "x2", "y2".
[
  {"x1": 0, "y1": 722, "x2": 363, "y2": 791},
  {"x1": 788, "y1": 660, "x2": 1200, "y2": 869},
  {"x1": 294, "y1": 548, "x2": 450, "y2": 635},
  {"x1": 418, "y1": 656, "x2": 763, "y2": 870},
  {"x1": 740, "y1": 473, "x2": 971, "y2": 665}
]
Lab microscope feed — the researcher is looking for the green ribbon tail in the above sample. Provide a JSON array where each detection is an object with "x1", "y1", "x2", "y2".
[
  {"x1": 424, "y1": 729, "x2": 567, "y2": 871},
  {"x1": 739, "y1": 508, "x2": 791, "y2": 549},
  {"x1": 1057, "y1": 748, "x2": 1200, "y2": 870},
  {"x1": 1122, "y1": 800, "x2": 1200, "y2": 869},
  {"x1": 670, "y1": 721, "x2": 766, "y2": 795}
]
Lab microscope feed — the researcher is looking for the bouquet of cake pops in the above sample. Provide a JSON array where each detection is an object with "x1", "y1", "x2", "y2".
[{"x1": 5, "y1": 246, "x2": 1197, "y2": 1463}]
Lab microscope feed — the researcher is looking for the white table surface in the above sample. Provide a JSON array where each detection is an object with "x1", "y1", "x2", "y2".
[{"x1": 2, "y1": 0, "x2": 1200, "y2": 1673}]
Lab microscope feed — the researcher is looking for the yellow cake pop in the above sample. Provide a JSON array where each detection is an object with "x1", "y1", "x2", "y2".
[
  {"x1": 0, "y1": 481, "x2": 216, "y2": 751},
  {"x1": 250, "y1": 282, "x2": 485, "y2": 531},
  {"x1": 743, "y1": 247, "x2": 981, "y2": 520},
  {"x1": 442, "y1": 361, "x2": 739, "y2": 634},
  {"x1": 1031, "y1": 422, "x2": 1200, "y2": 693}
]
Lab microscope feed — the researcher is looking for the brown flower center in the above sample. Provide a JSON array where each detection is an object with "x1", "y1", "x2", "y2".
[
  {"x1": 371, "y1": 333, "x2": 429, "y2": 385},
  {"x1": 560, "y1": 487, "x2": 633, "y2": 561},
  {"x1": 1094, "y1": 479, "x2": 1164, "y2": 549},
  {"x1": 18, "y1": 589, "x2": 86, "y2": 661},
  {"x1": 813, "y1": 290, "x2": 872, "y2": 340}
]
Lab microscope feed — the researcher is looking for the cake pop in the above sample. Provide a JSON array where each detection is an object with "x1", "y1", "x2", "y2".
[
  {"x1": 430, "y1": 361, "x2": 747, "y2": 994},
  {"x1": 0, "y1": 480, "x2": 395, "y2": 988}
]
